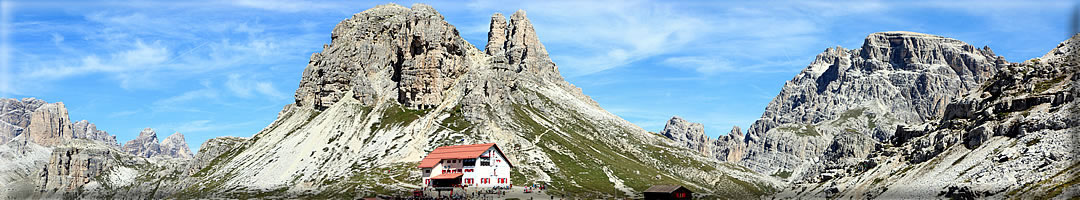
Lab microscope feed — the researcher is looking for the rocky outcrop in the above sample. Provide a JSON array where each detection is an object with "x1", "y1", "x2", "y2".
[
  {"x1": 727, "y1": 31, "x2": 1006, "y2": 175},
  {"x1": 184, "y1": 137, "x2": 246, "y2": 177},
  {"x1": 714, "y1": 126, "x2": 747, "y2": 163},
  {"x1": 72, "y1": 120, "x2": 119, "y2": 148},
  {"x1": 779, "y1": 34, "x2": 1080, "y2": 199},
  {"x1": 660, "y1": 116, "x2": 710, "y2": 153},
  {"x1": 1, "y1": 98, "x2": 120, "y2": 149},
  {"x1": 122, "y1": 128, "x2": 161, "y2": 158},
  {"x1": 24, "y1": 102, "x2": 74, "y2": 147},
  {"x1": 41, "y1": 141, "x2": 115, "y2": 193},
  {"x1": 747, "y1": 31, "x2": 1002, "y2": 138},
  {"x1": 293, "y1": 4, "x2": 471, "y2": 110},
  {"x1": 159, "y1": 132, "x2": 193, "y2": 159},
  {"x1": 121, "y1": 128, "x2": 192, "y2": 159},
  {"x1": 0, "y1": 98, "x2": 46, "y2": 143},
  {"x1": 659, "y1": 116, "x2": 748, "y2": 163}
]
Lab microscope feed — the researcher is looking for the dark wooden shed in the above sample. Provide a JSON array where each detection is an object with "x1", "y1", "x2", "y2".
[{"x1": 644, "y1": 185, "x2": 693, "y2": 200}]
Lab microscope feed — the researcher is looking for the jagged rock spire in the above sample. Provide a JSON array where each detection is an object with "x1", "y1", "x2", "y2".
[
  {"x1": 484, "y1": 10, "x2": 563, "y2": 81},
  {"x1": 486, "y1": 13, "x2": 508, "y2": 57},
  {"x1": 161, "y1": 132, "x2": 194, "y2": 159}
]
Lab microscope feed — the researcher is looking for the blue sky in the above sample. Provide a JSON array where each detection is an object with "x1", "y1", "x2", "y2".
[{"x1": 1, "y1": 0, "x2": 1073, "y2": 152}]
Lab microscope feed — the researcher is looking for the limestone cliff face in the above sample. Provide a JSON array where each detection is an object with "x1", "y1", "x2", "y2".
[
  {"x1": 721, "y1": 32, "x2": 1007, "y2": 175},
  {"x1": 25, "y1": 102, "x2": 74, "y2": 147},
  {"x1": 659, "y1": 116, "x2": 747, "y2": 163},
  {"x1": 781, "y1": 34, "x2": 1080, "y2": 199},
  {"x1": 41, "y1": 142, "x2": 115, "y2": 193},
  {"x1": 0, "y1": 99, "x2": 190, "y2": 199},
  {"x1": 1, "y1": 98, "x2": 120, "y2": 148},
  {"x1": 293, "y1": 4, "x2": 471, "y2": 110},
  {"x1": 748, "y1": 32, "x2": 1002, "y2": 138},
  {"x1": 122, "y1": 128, "x2": 192, "y2": 159},
  {"x1": 0, "y1": 98, "x2": 46, "y2": 143},
  {"x1": 660, "y1": 116, "x2": 709, "y2": 154},
  {"x1": 72, "y1": 120, "x2": 119, "y2": 148},
  {"x1": 160, "y1": 132, "x2": 193, "y2": 159},
  {"x1": 123, "y1": 128, "x2": 161, "y2": 158}
]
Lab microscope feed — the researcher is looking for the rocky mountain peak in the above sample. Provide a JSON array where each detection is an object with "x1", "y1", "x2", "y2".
[
  {"x1": 123, "y1": 128, "x2": 162, "y2": 158},
  {"x1": 660, "y1": 116, "x2": 711, "y2": 155},
  {"x1": 71, "y1": 120, "x2": 119, "y2": 148},
  {"x1": 747, "y1": 31, "x2": 1004, "y2": 139},
  {"x1": 25, "y1": 102, "x2": 74, "y2": 147},
  {"x1": 859, "y1": 31, "x2": 999, "y2": 77},
  {"x1": 160, "y1": 132, "x2": 194, "y2": 159},
  {"x1": 122, "y1": 128, "x2": 193, "y2": 159},
  {"x1": 728, "y1": 31, "x2": 1009, "y2": 175},
  {"x1": 661, "y1": 116, "x2": 707, "y2": 143},
  {"x1": 294, "y1": 3, "x2": 471, "y2": 111},
  {"x1": 485, "y1": 13, "x2": 508, "y2": 57},
  {"x1": 178, "y1": 4, "x2": 772, "y2": 197},
  {"x1": 137, "y1": 128, "x2": 157, "y2": 138},
  {"x1": 0, "y1": 98, "x2": 48, "y2": 143},
  {"x1": 728, "y1": 125, "x2": 743, "y2": 138}
]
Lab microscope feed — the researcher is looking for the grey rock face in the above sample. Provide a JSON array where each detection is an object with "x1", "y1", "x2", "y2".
[
  {"x1": 660, "y1": 116, "x2": 709, "y2": 153},
  {"x1": 0, "y1": 98, "x2": 46, "y2": 143},
  {"x1": 713, "y1": 126, "x2": 747, "y2": 163},
  {"x1": 122, "y1": 128, "x2": 161, "y2": 158},
  {"x1": 781, "y1": 33, "x2": 1080, "y2": 199},
  {"x1": 159, "y1": 132, "x2": 193, "y2": 159},
  {"x1": 747, "y1": 31, "x2": 1002, "y2": 139},
  {"x1": 72, "y1": 120, "x2": 119, "y2": 148},
  {"x1": 293, "y1": 3, "x2": 471, "y2": 110},
  {"x1": 659, "y1": 116, "x2": 748, "y2": 163},
  {"x1": 25, "y1": 102, "x2": 74, "y2": 147},
  {"x1": 1, "y1": 98, "x2": 120, "y2": 148},
  {"x1": 184, "y1": 136, "x2": 246, "y2": 176},
  {"x1": 41, "y1": 142, "x2": 115, "y2": 193},
  {"x1": 121, "y1": 128, "x2": 192, "y2": 159},
  {"x1": 726, "y1": 31, "x2": 1005, "y2": 175}
]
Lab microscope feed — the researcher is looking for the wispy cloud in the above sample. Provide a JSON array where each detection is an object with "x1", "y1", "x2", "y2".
[
  {"x1": 0, "y1": 1, "x2": 14, "y2": 96},
  {"x1": 23, "y1": 39, "x2": 169, "y2": 80},
  {"x1": 462, "y1": 0, "x2": 847, "y2": 76},
  {"x1": 107, "y1": 110, "x2": 140, "y2": 118},
  {"x1": 225, "y1": 73, "x2": 286, "y2": 99},
  {"x1": 231, "y1": 0, "x2": 340, "y2": 13}
]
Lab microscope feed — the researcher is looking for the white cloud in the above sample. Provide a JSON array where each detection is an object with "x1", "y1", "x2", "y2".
[
  {"x1": 0, "y1": 1, "x2": 13, "y2": 96},
  {"x1": 153, "y1": 80, "x2": 218, "y2": 112},
  {"x1": 22, "y1": 39, "x2": 169, "y2": 83},
  {"x1": 107, "y1": 110, "x2": 139, "y2": 118},
  {"x1": 225, "y1": 74, "x2": 285, "y2": 99},
  {"x1": 663, "y1": 57, "x2": 734, "y2": 74},
  {"x1": 231, "y1": 0, "x2": 338, "y2": 12},
  {"x1": 463, "y1": 0, "x2": 837, "y2": 76}
]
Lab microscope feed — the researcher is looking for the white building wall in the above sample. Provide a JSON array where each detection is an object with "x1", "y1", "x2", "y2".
[
  {"x1": 464, "y1": 147, "x2": 512, "y2": 187},
  {"x1": 421, "y1": 146, "x2": 512, "y2": 187}
]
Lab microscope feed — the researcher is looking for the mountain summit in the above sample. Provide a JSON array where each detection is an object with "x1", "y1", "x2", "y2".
[{"x1": 177, "y1": 3, "x2": 770, "y2": 198}]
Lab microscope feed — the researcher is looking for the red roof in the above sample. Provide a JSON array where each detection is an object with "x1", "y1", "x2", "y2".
[
  {"x1": 417, "y1": 143, "x2": 512, "y2": 168},
  {"x1": 430, "y1": 173, "x2": 463, "y2": 180}
]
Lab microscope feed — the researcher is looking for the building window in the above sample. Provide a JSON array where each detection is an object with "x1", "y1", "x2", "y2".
[
  {"x1": 480, "y1": 157, "x2": 490, "y2": 166},
  {"x1": 675, "y1": 193, "x2": 686, "y2": 198},
  {"x1": 425, "y1": 179, "x2": 430, "y2": 185},
  {"x1": 464, "y1": 178, "x2": 473, "y2": 184},
  {"x1": 424, "y1": 169, "x2": 430, "y2": 174},
  {"x1": 463, "y1": 159, "x2": 476, "y2": 166},
  {"x1": 481, "y1": 178, "x2": 490, "y2": 184}
]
